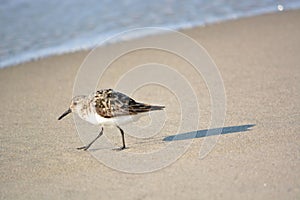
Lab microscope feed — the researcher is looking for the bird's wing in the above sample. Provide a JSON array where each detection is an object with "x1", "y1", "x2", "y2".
[{"x1": 93, "y1": 89, "x2": 164, "y2": 118}]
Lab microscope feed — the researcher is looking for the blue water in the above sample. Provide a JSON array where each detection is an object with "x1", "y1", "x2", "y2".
[{"x1": 1, "y1": 0, "x2": 300, "y2": 68}]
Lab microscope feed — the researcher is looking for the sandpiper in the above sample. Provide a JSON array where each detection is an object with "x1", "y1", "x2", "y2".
[{"x1": 58, "y1": 89, "x2": 165, "y2": 150}]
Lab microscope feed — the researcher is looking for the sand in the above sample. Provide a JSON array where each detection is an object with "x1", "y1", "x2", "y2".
[{"x1": 1, "y1": 10, "x2": 299, "y2": 199}]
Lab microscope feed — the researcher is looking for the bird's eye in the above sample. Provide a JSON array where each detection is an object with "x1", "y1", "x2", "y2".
[{"x1": 73, "y1": 102, "x2": 77, "y2": 106}]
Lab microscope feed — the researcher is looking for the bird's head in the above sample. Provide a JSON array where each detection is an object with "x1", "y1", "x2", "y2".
[{"x1": 58, "y1": 95, "x2": 86, "y2": 120}]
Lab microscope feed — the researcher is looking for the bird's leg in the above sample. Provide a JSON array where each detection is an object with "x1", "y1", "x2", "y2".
[
  {"x1": 116, "y1": 125, "x2": 126, "y2": 150},
  {"x1": 77, "y1": 127, "x2": 103, "y2": 151}
]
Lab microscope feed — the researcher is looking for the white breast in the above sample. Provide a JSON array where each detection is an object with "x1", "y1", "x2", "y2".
[
  {"x1": 76, "y1": 110, "x2": 98, "y2": 125},
  {"x1": 95, "y1": 114, "x2": 137, "y2": 126}
]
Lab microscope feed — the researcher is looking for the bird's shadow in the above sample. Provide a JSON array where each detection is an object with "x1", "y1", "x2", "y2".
[{"x1": 163, "y1": 124, "x2": 255, "y2": 142}]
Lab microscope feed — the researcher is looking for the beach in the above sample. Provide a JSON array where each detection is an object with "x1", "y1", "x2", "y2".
[{"x1": 1, "y1": 10, "x2": 299, "y2": 199}]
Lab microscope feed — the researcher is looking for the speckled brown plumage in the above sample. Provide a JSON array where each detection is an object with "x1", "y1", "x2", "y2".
[{"x1": 93, "y1": 89, "x2": 165, "y2": 118}]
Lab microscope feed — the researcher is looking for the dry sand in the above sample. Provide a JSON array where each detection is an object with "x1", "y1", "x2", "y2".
[{"x1": 1, "y1": 10, "x2": 300, "y2": 199}]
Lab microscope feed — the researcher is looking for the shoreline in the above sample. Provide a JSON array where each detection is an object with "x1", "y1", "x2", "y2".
[
  {"x1": 1, "y1": 10, "x2": 299, "y2": 199},
  {"x1": 0, "y1": 8, "x2": 298, "y2": 69}
]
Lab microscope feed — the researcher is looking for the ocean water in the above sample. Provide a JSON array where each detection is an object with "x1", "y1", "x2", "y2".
[{"x1": 0, "y1": 0, "x2": 300, "y2": 68}]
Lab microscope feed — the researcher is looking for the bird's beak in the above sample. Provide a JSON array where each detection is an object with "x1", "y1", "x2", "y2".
[{"x1": 58, "y1": 108, "x2": 72, "y2": 120}]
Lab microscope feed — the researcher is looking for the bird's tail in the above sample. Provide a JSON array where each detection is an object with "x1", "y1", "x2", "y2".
[
  {"x1": 130, "y1": 103, "x2": 165, "y2": 113},
  {"x1": 150, "y1": 105, "x2": 165, "y2": 111}
]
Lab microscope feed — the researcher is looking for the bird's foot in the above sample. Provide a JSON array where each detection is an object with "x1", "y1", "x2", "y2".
[
  {"x1": 77, "y1": 146, "x2": 89, "y2": 151},
  {"x1": 113, "y1": 146, "x2": 127, "y2": 151}
]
